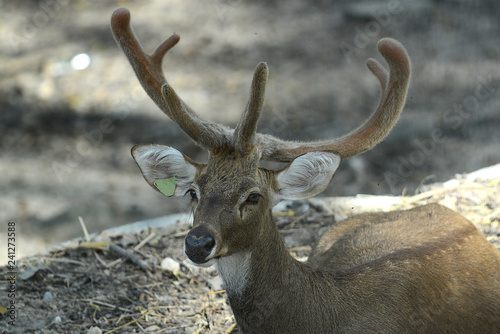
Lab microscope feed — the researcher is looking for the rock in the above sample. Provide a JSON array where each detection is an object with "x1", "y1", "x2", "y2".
[
  {"x1": 207, "y1": 276, "x2": 224, "y2": 291},
  {"x1": 42, "y1": 291, "x2": 53, "y2": 301},
  {"x1": 87, "y1": 327, "x2": 102, "y2": 334},
  {"x1": 18, "y1": 266, "x2": 49, "y2": 281},
  {"x1": 161, "y1": 257, "x2": 180, "y2": 275}
]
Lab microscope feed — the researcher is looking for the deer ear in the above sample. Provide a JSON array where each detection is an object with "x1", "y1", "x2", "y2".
[
  {"x1": 131, "y1": 145, "x2": 198, "y2": 197},
  {"x1": 274, "y1": 152, "x2": 341, "y2": 203}
]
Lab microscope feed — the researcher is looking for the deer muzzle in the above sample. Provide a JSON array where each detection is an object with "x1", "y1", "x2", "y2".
[{"x1": 185, "y1": 226, "x2": 216, "y2": 264}]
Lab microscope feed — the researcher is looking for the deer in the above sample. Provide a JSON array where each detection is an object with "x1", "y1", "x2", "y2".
[{"x1": 111, "y1": 8, "x2": 500, "y2": 333}]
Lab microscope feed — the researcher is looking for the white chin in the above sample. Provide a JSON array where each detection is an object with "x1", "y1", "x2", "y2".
[{"x1": 187, "y1": 258, "x2": 216, "y2": 268}]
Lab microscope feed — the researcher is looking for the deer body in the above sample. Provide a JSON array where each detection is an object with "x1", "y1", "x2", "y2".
[
  {"x1": 221, "y1": 204, "x2": 500, "y2": 333},
  {"x1": 111, "y1": 8, "x2": 500, "y2": 333}
]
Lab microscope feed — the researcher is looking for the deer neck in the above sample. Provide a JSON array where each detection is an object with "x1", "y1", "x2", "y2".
[
  {"x1": 215, "y1": 209, "x2": 295, "y2": 298},
  {"x1": 215, "y1": 209, "x2": 339, "y2": 332}
]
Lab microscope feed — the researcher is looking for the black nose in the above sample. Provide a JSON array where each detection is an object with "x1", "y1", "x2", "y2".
[{"x1": 185, "y1": 226, "x2": 216, "y2": 264}]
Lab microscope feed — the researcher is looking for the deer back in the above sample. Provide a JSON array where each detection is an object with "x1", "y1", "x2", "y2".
[{"x1": 306, "y1": 204, "x2": 500, "y2": 332}]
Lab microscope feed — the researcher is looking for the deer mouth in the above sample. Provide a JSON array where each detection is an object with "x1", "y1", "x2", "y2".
[{"x1": 186, "y1": 257, "x2": 217, "y2": 268}]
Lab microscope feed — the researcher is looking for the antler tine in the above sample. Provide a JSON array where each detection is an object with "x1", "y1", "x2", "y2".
[
  {"x1": 161, "y1": 83, "x2": 231, "y2": 148},
  {"x1": 366, "y1": 58, "x2": 388, "y2": 96},
  {"x1": 111, "y1": 8, "x2": 230, "y2": 150},
  {"x1": 111, "y1": 8, "x2": 175, "y2": 116},
  {"x1": 257, "y1": 37, "x2": 410, "y2": 162},
  {"x1": 233, "y1": 62, "x2": 268, "y2": 154}
]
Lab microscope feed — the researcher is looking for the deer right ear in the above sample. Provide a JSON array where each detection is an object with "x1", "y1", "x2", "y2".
[
  {"x1": 131, "y1": 145, "x2": 198, "y2": 197},
  {"x1": 273, "y1": 152, "x2": 341, "y2": 203}
]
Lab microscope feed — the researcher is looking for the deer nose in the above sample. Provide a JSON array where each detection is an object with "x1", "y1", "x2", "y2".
[{"x1": 185, "y1": 226, "x2": 216, "y2": 264}]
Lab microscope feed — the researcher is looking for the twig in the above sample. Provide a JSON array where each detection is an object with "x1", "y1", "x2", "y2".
[
  {"x1": 104, "y1": 309, "x2": 152, "y2": 334},
  {"x1": 134, "y1": 232, "x2": 156, "y2": 251},
  {"x1": 105, "y1": 258, "x2": 123, "y2": 268},
  {"x1": 226, "y1": 323, "x2": 237, "y2": 333},
  {"x1": 137, "y1": 282, "x2": 164, "y2": 289},
  {"x1": 170, "y1": 230, "x2": 189, "y2": 238},
  {"x1": 80, "y1": 242, "x2": 112, "y2": 250},
  {"x1": 93, "y1": 251, "x2": 109, "y2": 267},
  {"x1": 285, "y1": 210, "x2": 312, "y2": 229},
  {"x1": 404, "y1": 184, "x2": 488, "y2": 204},
  {"x1": 109, "y1": 244, "x2": 151, "y2": 271},
  {"x1": 273, "y1": 210, "x2": 295, "y2": 217},
  {"x1": 82, "y1": 299, "x2": 130, "y2": 312},
  {"x1": 78, "y1": 216, "x2": 91, "y2": 242},
  {"x1": 39, "y1": 256, "x2": 86, "y2": 266},
  {"x1": 486, "y1": 207, "x2": 500, "y2": 221}
]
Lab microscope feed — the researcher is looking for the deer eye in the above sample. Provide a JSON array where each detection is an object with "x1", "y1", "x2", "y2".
[
  {"x1": 186, "y1": 189, "x2": 198, "y2": 202},
  {"x1": 245, "y1": 193, "x2": 262, "y2": 205}
]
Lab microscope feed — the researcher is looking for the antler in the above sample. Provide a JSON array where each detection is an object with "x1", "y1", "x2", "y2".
[
  {"x1": 112, "y1": 8, "x2": 410, "y2": 161},
  {"x1": 256, "y1": 38, "x2": 411, "y2": 162},
  {"x1": 111, "y1": 7, "x2": 232, "y2": 150},
  {"x1": 233, "y1": 62, "x2": 268, "y2": 154}
]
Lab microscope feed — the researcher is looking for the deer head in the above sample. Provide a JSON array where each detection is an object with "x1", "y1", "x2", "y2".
[{"x1": 111, "y1": 7, "x2": 410, "y2": 268}]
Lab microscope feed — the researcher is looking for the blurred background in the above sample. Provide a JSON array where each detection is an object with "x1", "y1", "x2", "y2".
[{"x1": 1, "y1": 0, "x2": 499, "y2": 260}]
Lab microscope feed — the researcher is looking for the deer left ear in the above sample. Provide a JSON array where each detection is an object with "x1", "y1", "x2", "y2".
[
  {"x1": 131, "y1": 144, "x2": 199, "y2": 197},
  {"x1": 273, "y1": 152, "x2": 341, "y2": 203}
]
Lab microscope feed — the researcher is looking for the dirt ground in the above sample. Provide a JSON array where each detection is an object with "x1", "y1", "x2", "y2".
[{"x1": 0, "y1": 0, "x2": 500, "y2": 332}]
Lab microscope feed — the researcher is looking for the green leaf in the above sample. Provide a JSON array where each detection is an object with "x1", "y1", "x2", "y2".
[{"x1": 154, "y1": 177, "x2": 177, "y2": 197}]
